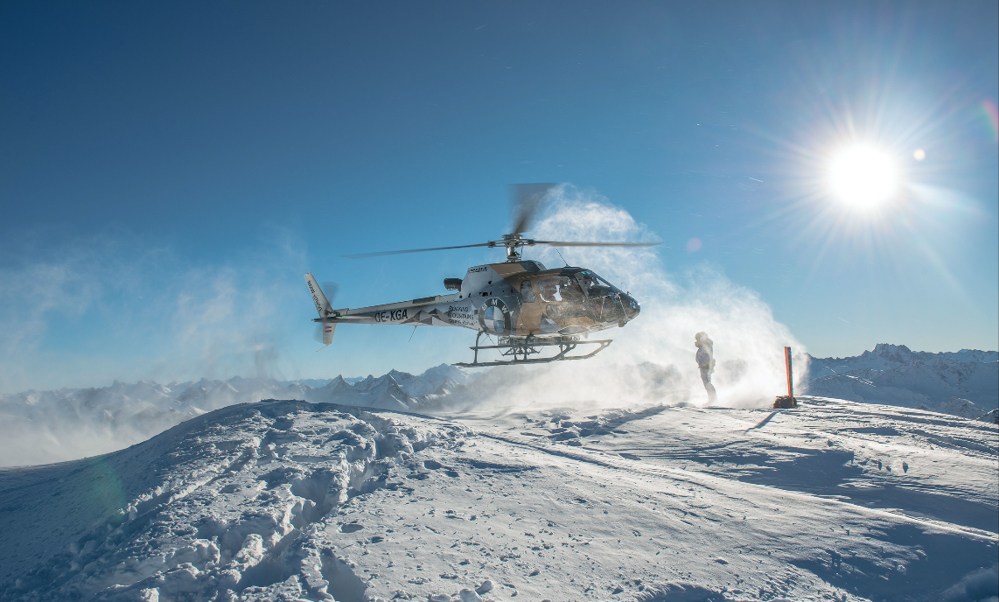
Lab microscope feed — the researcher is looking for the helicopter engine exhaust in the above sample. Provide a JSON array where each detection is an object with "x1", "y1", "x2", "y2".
[{"x1": 443, "y1": 278, "x2": 462, "y2": 291}]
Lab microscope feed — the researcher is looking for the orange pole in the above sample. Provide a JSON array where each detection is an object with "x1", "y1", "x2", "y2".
[{"x1": 784, "y1": 346, "x2": 794, "y2": 397}]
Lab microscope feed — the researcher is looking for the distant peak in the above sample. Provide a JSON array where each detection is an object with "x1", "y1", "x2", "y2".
[
  {"x1": 872, "y1": 343, "x2": 912, "y2": 356},
  {"x1": 422, "y1": 363, "x2": 463, "y2": 377}
]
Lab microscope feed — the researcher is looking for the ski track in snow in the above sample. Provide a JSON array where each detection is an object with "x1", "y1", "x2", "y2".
[{"x1": 0, "y1": 397, "x2": 996, "y2": 602}]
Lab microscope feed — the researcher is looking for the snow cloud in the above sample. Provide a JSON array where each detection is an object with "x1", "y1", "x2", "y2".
[
  {"x1": 0, "y1": 229, "x2": 303, "y2": 394},
  {"x1": 0, "y1": 187, "x2": 808, "y2": 465},
  {"x1": 454, "y1": 185, "x2": 808, "y2": 411},
  {"x1": 0, "y1": 227, "x2": 310, "y2": 463}
]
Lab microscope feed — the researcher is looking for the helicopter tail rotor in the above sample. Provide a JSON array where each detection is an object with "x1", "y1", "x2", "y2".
[
  {"x1": 312, "y1": 322, "x2": 336, "y2": 345},
  {"x1": 305, "y1": 274, "x2": 340, "y2": 348}
]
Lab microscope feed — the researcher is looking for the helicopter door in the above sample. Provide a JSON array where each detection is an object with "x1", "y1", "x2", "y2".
[
  {"x1": 516, "y1": 279, "x2": 542, "y2": 335},
  {"x1": 520, "y1": 280, "x2": 536, "y2": 303}
]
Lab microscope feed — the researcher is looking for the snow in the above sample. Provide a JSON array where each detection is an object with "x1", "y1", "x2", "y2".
[
  {"x1": 0, "y1": 345, "x2": 996, "y2": 599},
  {"x1": 1, "y1": 395, "x2": 996, "y2": 601},
  {"x1": 3, "y1": 345, "x2": 995, "y2": 468},
  {"x1": 807, "y1": 344, "x2": 998, "y2": 414},
  {"x1": 0, "y1": 365, "x2": 478, "y2": 467},
  {"x1": 939, "y1": 398, "x2": 990, "y2": 420}
]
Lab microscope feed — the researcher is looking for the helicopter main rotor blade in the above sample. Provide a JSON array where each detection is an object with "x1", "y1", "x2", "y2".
[
  {"x1": 529, "y1": 240, "x2": 662, "y2": 248},
  {"x1": 343, "y1": 242, "x2": 494, "y2": 259},
  {"x1": 511, "y1": 183, "x2": 558, "y2": 235}
]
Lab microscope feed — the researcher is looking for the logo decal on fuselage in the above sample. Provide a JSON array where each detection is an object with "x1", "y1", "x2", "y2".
[
  {"x1": 479, "y1": 297, "x2": 512, "y2": 334},
  {"x1": 447, "y1": 304, "x2": 475, "y2": 327},
  {"x1": 307, "y1": 281, "x2": 329, "y2": 316}
]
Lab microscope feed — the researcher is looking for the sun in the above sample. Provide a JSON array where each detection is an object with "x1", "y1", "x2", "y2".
[{"x1": 828, "y1": 144, "x2": 899, "y2": 210}]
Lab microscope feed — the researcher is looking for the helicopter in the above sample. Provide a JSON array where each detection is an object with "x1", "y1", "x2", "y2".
[{"x1": 304, "y1": 184, "x2": 660, "y2": 367}]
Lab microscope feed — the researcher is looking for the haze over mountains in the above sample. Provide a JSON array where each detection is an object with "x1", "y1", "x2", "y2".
[
  {"x1": 0, "y1": 365, "x2": 475, "y2": 467},
  {"x1": 0, "y1": 345, "x2": 996, "y2": 601},
  {"x1": 0, "y1": 345, "x2": 996, "y2": 468}
]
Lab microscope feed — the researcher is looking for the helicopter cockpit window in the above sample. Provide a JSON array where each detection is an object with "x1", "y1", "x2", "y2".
[
  {"x1": 520, "y1": 280, "x2": 535, "y2": 303},
  {"x1": 575, "y1": 271, "x2": 621, "y2": 295},
  {"x1": 538, "y1": 276, "x2": 583, "y2": 303}
]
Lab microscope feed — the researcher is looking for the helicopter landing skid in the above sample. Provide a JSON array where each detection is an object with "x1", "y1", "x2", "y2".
[{"x1": 453, "y1": 333, "x2": 612, "y2": 368}]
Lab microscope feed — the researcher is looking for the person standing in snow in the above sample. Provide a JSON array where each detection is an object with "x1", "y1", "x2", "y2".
[{"x1": 695, "y1": 332, "x2": 717, "y2": 403}]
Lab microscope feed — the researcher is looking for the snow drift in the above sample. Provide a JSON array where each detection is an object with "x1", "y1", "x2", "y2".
[{"x1": 0, "y1": 396, "x2": 995, "y2": 601}]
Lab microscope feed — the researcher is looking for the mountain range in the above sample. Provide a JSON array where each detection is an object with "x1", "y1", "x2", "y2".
[
  {"x1": 805, "y1": 344, "x2": 998, "y2": 418},
  {"x1": 1, "y1": 345, "x2": 996, "y2": 467},
  {"x1": 0, "y1": 365, "x2": 475, "y2": 467}
]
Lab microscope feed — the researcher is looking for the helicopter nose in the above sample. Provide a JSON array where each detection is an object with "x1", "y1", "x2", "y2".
[{"x1": 622, "y1": 294, "x2": 640, "y2": 321}]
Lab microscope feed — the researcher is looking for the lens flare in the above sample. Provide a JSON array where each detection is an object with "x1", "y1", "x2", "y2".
[{"x1": 828, "y1": 144, "x2": 898, "y2": 209}]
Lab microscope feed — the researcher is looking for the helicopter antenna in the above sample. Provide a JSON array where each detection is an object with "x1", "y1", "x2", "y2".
[
  {"x1": 409, "y1": 325, "x2": 418, "y2": 342},
  {"x1": 555, "y1": 248, "x2": 569, "y2": 267}
]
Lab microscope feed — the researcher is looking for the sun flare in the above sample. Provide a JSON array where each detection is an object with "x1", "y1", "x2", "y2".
[{"x1": 828, "y1": 144, "x2": 898, "y2": 210}]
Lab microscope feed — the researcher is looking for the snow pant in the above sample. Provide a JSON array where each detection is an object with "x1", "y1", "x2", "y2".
[{"x1": 700, "y1": 368, "x2": 717, "y2": 403}]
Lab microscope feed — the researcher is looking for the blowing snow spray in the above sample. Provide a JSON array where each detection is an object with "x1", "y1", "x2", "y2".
[{"x1": 773, "y1": 346, "x2": 797, "y2": 408}]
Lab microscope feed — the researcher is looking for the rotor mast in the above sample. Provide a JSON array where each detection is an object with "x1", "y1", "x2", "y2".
[{"x1": 499, "y1": 233, "x2": 526, "y2": 262}]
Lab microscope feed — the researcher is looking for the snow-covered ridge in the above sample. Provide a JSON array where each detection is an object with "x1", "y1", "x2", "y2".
[
  {"x1": 0, "y1": 365, "x2": 475, "y2": 467},
  {"x1": 1, "y1": 397, "x2": 995, "y2": 601},
  {"x1": 2, "y1": 344, "x2": 997, "y2": 468},
  {"x1": 806, "y1": 344, "x2": 998, "y2": 418}
]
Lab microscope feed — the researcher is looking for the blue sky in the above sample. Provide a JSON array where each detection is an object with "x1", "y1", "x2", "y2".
[{"x1": 1, "y1": 1, "x2": 996, "y2": 392}]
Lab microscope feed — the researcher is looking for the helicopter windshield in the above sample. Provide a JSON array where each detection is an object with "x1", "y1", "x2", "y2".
[
  {"x1": 537, "y1": 276, "x2": 584, "y2": 303},
  {"x1": 575, "y1": 270, "x2": 622, "y2": 296}
]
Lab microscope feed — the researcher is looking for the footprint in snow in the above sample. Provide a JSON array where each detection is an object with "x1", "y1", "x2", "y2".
[
  {"x1": 459, "y1": 590, "x2": 484, "y2": 602},
  {"x1": 340, "y1": 523, "x2": 363, "y2": 533},
  {"x1": 271, "y1": 417, "x2": 294, "y2": 431}
]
